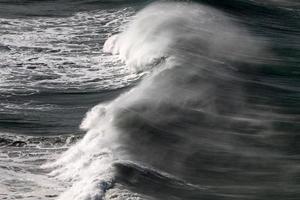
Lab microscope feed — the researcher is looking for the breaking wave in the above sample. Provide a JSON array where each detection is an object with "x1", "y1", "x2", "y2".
[{"x1": 44, "y1": 2, "x2": 299, "y2": 200}]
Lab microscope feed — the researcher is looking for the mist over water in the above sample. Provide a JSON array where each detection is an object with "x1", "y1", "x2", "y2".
[{"x1": 0, "y1": 0, "x2": 299, "y2": 200}]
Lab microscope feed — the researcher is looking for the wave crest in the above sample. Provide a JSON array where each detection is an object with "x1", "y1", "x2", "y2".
[{"x1": 48, "y1": 2, "x2": 272, "y2": 199}]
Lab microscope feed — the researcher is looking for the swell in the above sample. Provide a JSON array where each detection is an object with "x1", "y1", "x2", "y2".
[
  {"x1": 47, "y1": 1, "x2": 300, "y2": 200},
  {"x1": 0, "y1": 0, "x2": 147, "y2": 18},
  {"x1": 0, "y1": 88, "x2": 129, "y2": 135}
]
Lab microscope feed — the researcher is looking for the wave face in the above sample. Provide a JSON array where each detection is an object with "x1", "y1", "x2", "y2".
[{"x1": 45, "y1": 2, "x2": 300, "y2": 200}]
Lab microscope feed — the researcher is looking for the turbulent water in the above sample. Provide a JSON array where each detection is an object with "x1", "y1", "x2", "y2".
[{"x1": 0, "y1": 0, "x2": 299, "y2": 200}]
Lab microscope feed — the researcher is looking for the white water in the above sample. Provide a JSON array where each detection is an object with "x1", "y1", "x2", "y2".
[
  {"x1": 0, "y1": 8, "x2": 137, "y2": 200},
  {"x1": 0, "y1": 8, "x2": 137, "y2": 96},
  {"x1": 46, "y1": 2, "x2": 269, "y2": 200}
]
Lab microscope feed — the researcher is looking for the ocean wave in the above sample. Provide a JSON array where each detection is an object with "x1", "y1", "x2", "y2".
[{"x1": 44, "y1": 2, "x2": 300, "y2": 200}]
